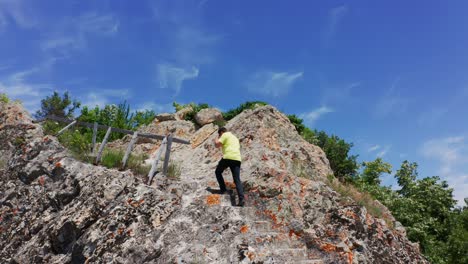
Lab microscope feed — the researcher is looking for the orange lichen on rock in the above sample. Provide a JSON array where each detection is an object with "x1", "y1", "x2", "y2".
[
  {"x1": 345, "y1": 210, "x2": 357, "y2": 220},
  {"x1": 225, "y1": 181, "x2": 236, "y2": 189},
  {"x1": 55, "y1": 162, "x2": 62, "y2": 168},
  {"x1": 321, "y1": 243, "x2": 337, "y2": 252},
  {"x1": 347, "y1": 252, "x2": 353, "y2": 264},
  {"x1": 264, "y1": 210, "x2": 279, "y2": 224},
  {"x1": 240, "y1": 225, "x2": 249, "y2": 233},
  {"x1": 206, "y1": 194, "x2": 220, "y2": 206},
  {"x1": 289, "y1": 229, "x2": 302, "y2": 238},
  {"x1": 246, "y1": 251, "x2": 255, "y2": 260}
]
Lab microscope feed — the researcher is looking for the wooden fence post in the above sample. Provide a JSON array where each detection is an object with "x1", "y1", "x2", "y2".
[
  {"x1": 56, "y1": 120, "x2": 77, "y2": 136},
  {"x1": 121, "y1": 131, "x2": 138, "y2": 169},
  {"x1": 147, "y1": 136, "x2": 167, "y2": 185},
  {"x1": 91, "y1": 122, "x2": 98, "y2": 155},
  {"x1": 162, "y1": 133, "x2": 173, "y2": 175},
  {"x1": 95, "y1": 127, "x2": 112, "y2": 164}
]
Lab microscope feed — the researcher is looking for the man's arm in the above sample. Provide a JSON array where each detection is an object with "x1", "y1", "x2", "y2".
[{"x1": 214, "y1": 137, "x2": 222, "y2": 148}]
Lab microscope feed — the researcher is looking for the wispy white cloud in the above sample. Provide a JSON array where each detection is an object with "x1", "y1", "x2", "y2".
[
  {"x1": 321, "y1": 81, "x2": 360, "y2": 105},
  {"x1": 323, "y1": 5, "x2": 348, "y2": 43},
  {"x1": 0, "y1": 59, "x2": 57, "y2": 112},
  {"x1": 373, "y1": 77, "x2": 409, "y2": 118},
  {"x1": 368, "y1": 145, "x2": 381, "y2": 152},
  {"x1": 156, "y1": 64, "x2": 199, "y2": 95},
  {"x1": 80, "y1": 89, "x2": 130, "y2": 108},
  {"x1": 41, "y1": 12, "x2": 119, "y2": 56},
  {"x1": 366, "y1": 144, "x2": 390, "y2": 157},
  {"x1": 246, "y1": 70, "x2": 303, "y2": 97},
  {"x1": 421, "y1": 136, "x2": 468, "y2": 206},
  {"x1": 300, "y1": 106, "x2": 333, "y2": 126},
  {"x1": 376, "y1": 145, "x2": 391, "y2": 157}
]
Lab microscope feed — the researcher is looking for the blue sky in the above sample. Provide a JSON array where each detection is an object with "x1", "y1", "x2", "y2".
[{"x1": 1, "y1": 0, "x2": 467, "y2": 205}]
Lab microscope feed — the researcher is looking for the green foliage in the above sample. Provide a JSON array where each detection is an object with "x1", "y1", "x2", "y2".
[
  {"x1": 301, "y1": 127, "x2": 318, "y2": 145},
  {"x1": 446, "y1": 204, "x2": 468, "y2": 264},
  {"x1": 0, "y1": 93, "x2": 9, "y2": 104},
  {"x1": 286, "y1": 115, "x2": 358, "y2": 182},
  {"x1": 131, "y1": 110, "x2": 156, "y2": 127},
  {"x1": 287, "y1": 114, "x2": 306, "y2": 134},
  {"x1": 13, "y1": 136, "x2": 26, "y2": 147},
  {"x1": 314, "y1": 131, "x2": 359, "y2": 182},
  {"x1": 35, "y1": 91, "x2": 81, "y2": 119},
  {"x1": 78, "y1": 101, "x2": 154, "y2": 141},
  {"x1": 166, "y1": 160, "x2": 182, "y2": 180},
  {"x1": 223, "y1": 101, "x2": 268, "y2": 121},
  {"x1": 360, "y1": 158, "x2": 392, "y2": 186},
  {"x1": 353, "y1": 159, "x2": 462, "y2": 263},
  {"x1": 56, "y1": 129, "x2": 92, "y2": 161},
  {"x1": 100, "y1": 149, "x2": 151, "y2": 176}
]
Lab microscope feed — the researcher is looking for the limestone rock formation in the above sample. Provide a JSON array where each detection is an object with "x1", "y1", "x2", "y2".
[
  {"x1": 0, "y1": 101, "x2": 428, "y2": 264},
  {"x1": 194, "y1": 108, "x2": 223, "y2": 126}
]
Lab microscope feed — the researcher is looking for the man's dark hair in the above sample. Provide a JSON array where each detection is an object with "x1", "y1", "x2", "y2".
[{"x1": 218, "y1": 127, "x2": 227, "y2": 136}]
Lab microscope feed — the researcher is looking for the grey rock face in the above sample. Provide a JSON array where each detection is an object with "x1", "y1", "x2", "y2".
[
  {"x1": 0, "y1": 101, "x2": 428, "y2": 264},
  {"x1": 194, "y1": 108, "x2": 224, "y2": 126}
]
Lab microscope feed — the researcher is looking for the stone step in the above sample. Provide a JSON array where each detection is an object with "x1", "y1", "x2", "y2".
[
  {"x1": 252, "y1": 220, "x2": 272, "y2": 233},
  {"x1": 295, "y1": 260, "x2": 324, "y2": 264},
  {"x1": 250, "y1": 232, "x2": 292, "y2": 248},
  {"x1": 276, "y1": 248, "x2": 308, "y2": 259}
]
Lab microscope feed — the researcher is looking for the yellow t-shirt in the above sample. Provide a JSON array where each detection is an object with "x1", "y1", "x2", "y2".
[{"x1": 219, "y1": 132, "x2": 241, "y2": 161}]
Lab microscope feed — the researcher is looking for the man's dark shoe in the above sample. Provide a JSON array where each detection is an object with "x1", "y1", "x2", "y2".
[
  {"x1": 237, "y1": 200, "x2": 245, "y2": 207},
  {"x1": 207, "y1": 187, "x2": 227, "y2": 194}
]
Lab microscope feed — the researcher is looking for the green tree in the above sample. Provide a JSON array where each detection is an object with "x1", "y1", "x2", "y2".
[
  {"x1": 35, "y1": 91, "x2": 81, "y2": 119},
  {"x1": 446, "y1": 200, "x2": 468, "y2": 264},
  {"x1": 387, "y1": 161, "x2": 457, "y2": 263},
  {"x1": 223, "y1": 101, "x2": 268, "y2": 121},
  {"x1": 314, "y1": 131, "x2": 359, "y2": 181},
  {"x1": 361, "y1": 158, "x2": 392, "y2": 185},
  {"x1": 287, "y1": 114, "x2": 306, "y2": 134}
]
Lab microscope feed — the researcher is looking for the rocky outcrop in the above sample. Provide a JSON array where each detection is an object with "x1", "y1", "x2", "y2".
[
  {"x1": 155, "y1": 113, "x2": 176, "y2": 122},
  {"x1": 0, "y1": 101, "x2": 428, "y2": 263},
  {"x1": 194, "y1": 108, "x2": 223, "y2": 126}
]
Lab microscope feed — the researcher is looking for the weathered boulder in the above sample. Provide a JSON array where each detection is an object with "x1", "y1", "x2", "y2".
[
  {"x1": 194, "y1": 108, "x2": 223, "y2": 126},
  {"x1": 155, "y1": 113, "x2": 176, "y2": 122},
  {"x1": 191, "y1": 123, "x2": 218, "y2": 148},
  {"x1": 175, "y1": 106, "x2": 193, "y2": 120}
]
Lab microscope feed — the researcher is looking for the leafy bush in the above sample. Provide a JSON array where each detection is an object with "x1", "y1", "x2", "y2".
[
  {"x1": 35, "y1": 91, "x2": 81, "y2": 119},
  {"x1": 57, "y1": 129, "x2": 92, "y2": 161},
  {"x1": 223, "y1": 101, "x2": 268, "y2": 121},
  {"x1": 287, "y1": 114, "x2": 306, "y2": 134},
  {"x1": 0, "y1": 93, "x2": 9, "y2": 104}
]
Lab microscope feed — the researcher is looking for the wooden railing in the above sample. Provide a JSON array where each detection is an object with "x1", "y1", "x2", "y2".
[{"x1": 42, "y1": 115, "x2": 190, "y2": 185}]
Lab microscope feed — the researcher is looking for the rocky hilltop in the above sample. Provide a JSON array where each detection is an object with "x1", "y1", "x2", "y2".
[{"x1": 0, "y1": 101, "x2": 428, "y2": 263}]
